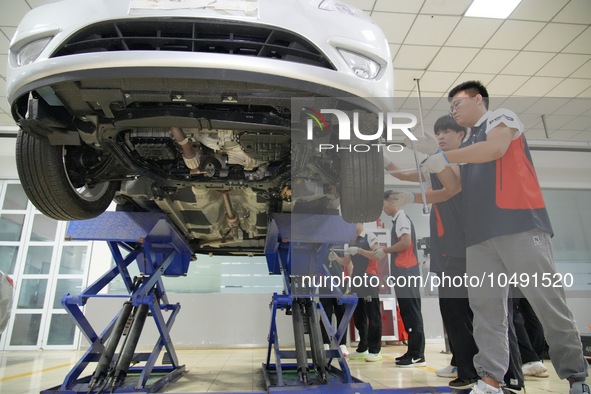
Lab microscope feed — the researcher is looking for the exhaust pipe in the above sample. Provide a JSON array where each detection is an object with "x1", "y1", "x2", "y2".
[
  {"x1": 170, "y1": 127, "x2": 199, "y2": 169},
  {"x1": 219, "y1": 191, "x2": 239, "y2": 238}
]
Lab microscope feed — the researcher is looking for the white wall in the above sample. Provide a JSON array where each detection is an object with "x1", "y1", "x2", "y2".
[
  {"x1": 531, "y1": 150, "x2": 591, "y2": 189},
  {"x1": 0, "y1": 137, "x2": 17, "y2": 179}
]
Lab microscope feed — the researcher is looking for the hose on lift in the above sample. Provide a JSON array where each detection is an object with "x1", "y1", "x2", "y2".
[
  {"x1": 110, "y1": 303, "x2": 150, "y2": 390},
  {"x1": 87, "y1": 301, "x2": 134, "y2": 393},
  {"x1": 291, "y1": 301, "x2": 309, "y2": 385}
]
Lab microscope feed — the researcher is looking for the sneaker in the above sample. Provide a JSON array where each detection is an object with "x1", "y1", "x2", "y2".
[
  {"x1": 522, "y1": 361, "x2": 548, "y2": 378},
  {"x1": 503, "y1": 385, "x2": 525, "y2": 393},
  {"x1": 570, "y1": 381, "x2": 591, "y2": 394},
  {"x1": 395, "y1": 352, "x2": 409, "y2": 361},
  {"x1": 437, "y1": 364, "x2": 458, "y2": 378},
  {"x1": 504, "y1": 377, "x2": 524, "y2": 393},
  {"x1": 449, "y1": 377, "x2": 478, "y2": 389},
  {"x1": 365, "y1": 353, "x2": 383, "y2": 362},
  {"x1": 348, "y1": 350, "x2": 369, "y2": 359},
  {"x1": 470, "y1": 380, "x2": 503, "y2": 394},
  {"x1": 339, "y1": 344, "x2": 349, "y2": 357},
  {"x1": 396, "y1": 356, "x2": 426, "y2": 368}
]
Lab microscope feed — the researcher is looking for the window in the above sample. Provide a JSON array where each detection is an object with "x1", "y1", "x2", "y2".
[
  {"x1": 0, "y1": 181, "x2": 91, "y2": 350},
  {"x1": 543, "y1": 189, "x2": 591, "y2": 291}
]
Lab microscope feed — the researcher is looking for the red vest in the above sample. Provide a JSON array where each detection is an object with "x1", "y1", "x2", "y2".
[{"x1": 460, "y1": 120, "x2": 553, "y2": 247}]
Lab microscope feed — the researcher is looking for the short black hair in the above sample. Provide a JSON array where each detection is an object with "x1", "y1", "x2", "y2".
[
  {"x1": 433, "y1": 114, "x2": 467, "y2": 135},
  {"x1": 448, "y1": 80, "x2": 489, "y2": 109}
]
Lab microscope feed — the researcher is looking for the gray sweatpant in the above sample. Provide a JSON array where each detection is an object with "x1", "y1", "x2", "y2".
[{"x1": 466, "y1": 228, "x2": 588, "y2": 383}]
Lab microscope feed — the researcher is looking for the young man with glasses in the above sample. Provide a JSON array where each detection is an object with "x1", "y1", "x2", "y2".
[
  {"x1": 386, "y1": 114, "x2": 525, "y2": 392},
  {"x1": 421, "y1": 80, "x2": 589, "y2": 394}
]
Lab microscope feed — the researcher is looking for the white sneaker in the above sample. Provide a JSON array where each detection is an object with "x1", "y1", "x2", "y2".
[
  {"x1": 365, "y1": 352, "x2": 383, "y2": 362},
  {"x1": 348, "y1": 350, "x2": 369, "y2": 359},
  {"x1": 522, "y1": 361, "x2": 548, "y2": 378},
  {"x1": 339, "y1": 344, "x2": 349, "y2": 357},
  {"x1": 323, "y1": 343, "x2": 330, "y2": 351},
  {"x1": 436, "y1": 364, "x2": 458, "y2": 378},
  {"x1": 570, "y1": 381, "x2": 590, "y2": 394},
  {"x1": 470, "y1": 380, "x2": 503, "y2": 394}
]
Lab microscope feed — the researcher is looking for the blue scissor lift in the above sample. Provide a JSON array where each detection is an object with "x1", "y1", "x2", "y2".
[
  {"x1": 43, "y1": 211, "x2": 191, "y2": 394},
  {"x1": 263, "y1": 213, "x2": 455, "y2": 394},
  {"x1": 45, "y1": 210, "x2": 453, "y2": 394},
  {"x1": 263, "y1": 213, "x2": 371, "y2": 393}
]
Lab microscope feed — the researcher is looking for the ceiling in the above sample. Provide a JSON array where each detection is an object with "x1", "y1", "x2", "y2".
[{"x1": 0, "y1": 0, "x2": 590, "y2": 143}]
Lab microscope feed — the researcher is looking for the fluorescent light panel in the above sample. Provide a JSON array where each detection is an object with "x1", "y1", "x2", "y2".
[{"x1": 465, "y1": 0, "x2": 522, "y2": 19}]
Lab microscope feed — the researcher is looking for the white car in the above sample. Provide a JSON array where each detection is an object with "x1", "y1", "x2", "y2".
[
  {"x1": 0, "y1": 272, "x2": 14, "y2": 335},
  {"x1": 7, "y1": 0, "x2": 392, "y2": 254}
]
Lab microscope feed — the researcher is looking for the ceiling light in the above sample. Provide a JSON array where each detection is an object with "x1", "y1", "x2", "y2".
[{"x1": 465, "y1": 0, "x2": 522, "y2": 19}]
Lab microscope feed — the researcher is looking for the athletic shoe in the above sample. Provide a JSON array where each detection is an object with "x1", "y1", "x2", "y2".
[
  {"x1": 504, "y1": 377, "x2": 524, "y2": 393},
  {"x1": 395, "y1": 352, "x2": 409, "y2": 361},
  {"x1": 339, "y1": 344, "x2": 349, "y2": 357},
  {"x1": 365, "y1": 353, "x2": 383, "y2": 362},
  {"x1": 570, "y1": 381, "x2": 591, "y2": 394},
  {"x1": 522, "y1": 361, "x2": 548, "y2": 378},
  {"x1": 348, "y1": 350, "x2": 368, "y2": 359},
  {"x1": 448, "y1": 377, "x2": 478, "y2": 389},
  {"x1": 396, "y1": 356, "x2": 426, "y2": 368},
  {"x1": 437, "y1": 364, "x2": 458, "y2": 378},
  {"x1": 470, "y1": 380, "x2": 503, "y2": 394},
  {"x1": 503, "y1": 384, "x2": 525, "y2": 393}
]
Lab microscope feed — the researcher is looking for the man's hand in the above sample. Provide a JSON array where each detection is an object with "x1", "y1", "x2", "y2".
[
  {"x1": 405, "y1": 133, "x2": 439, "y2": 155},
  {"x1": 387, "y1": 191, "x2": 415, "y2": 207},
  {"x1": 328, "y1": 251, "x2": 338, "y2": 262},
  {"x1": 347, "y1": 246, "x2": 359, "y2": 256},
  {"x1": 420, "y1": 152, "x2": 449, "y2": 173},
  {"x1": 373, "y1": 247, "x2": 386, "y2": 260}
]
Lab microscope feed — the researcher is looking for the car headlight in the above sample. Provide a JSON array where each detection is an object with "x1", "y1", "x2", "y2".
[
  {"x1": 338, "y1": 49, "x2": 381, "y2": 79},
  {"x1": 15, "y1": 37, "x2": 52, "y2": 67},
  {"x1": 318, "y1": 0, "x2": 373, "y2": 22}
]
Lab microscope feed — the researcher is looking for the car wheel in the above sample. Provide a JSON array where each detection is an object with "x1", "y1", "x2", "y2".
[
  {"x1": 15, "y1": 131, "x2": 118, "y2": 221},
  {"x1": 339, "y1": 143, "x2": 384, "y2": 223}
]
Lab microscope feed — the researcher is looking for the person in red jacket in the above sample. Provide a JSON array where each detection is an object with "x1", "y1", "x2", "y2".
[
  {"x1": 422, "y1": 80, "x2": 588, "y2": 394},
  {"x1": 373, "y1": 194, "x2": 426, "y2": 367},
  {"x1": 385, "y1": 114, "x2": 527, "y2": 391},
  {"x1": 331, "y1": 224, "x2": 383, "y2": 362}
]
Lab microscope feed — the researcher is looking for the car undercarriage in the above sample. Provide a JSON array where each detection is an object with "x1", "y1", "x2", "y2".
[
  {"x1": 8, "y1": 4, "x2": 390, "y2": 255},
  {"x1": 14, "y1": 75, "x2": 384, "y2": 254}
]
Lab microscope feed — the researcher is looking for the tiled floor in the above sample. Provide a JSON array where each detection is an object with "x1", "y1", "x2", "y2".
[{"x1": 0, "y1": 343, "x2": 579, "y2": 393}]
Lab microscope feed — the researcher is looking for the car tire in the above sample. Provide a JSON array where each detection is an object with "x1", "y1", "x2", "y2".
[
  {"x1": 16, "y1": 131, "x2": 118, "y2": 221},
  {"x1": 339, "y1": 140, "x2": 384, "y2": 223}
]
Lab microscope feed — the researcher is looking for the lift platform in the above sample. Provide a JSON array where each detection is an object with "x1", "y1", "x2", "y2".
[
  {"x1": 263, "y1": 213, "x2": 370, "y2": 392},
  {"x1": 45, "y1": 211, "x2": 455, "y2": 394},
  {"x1": 263, "y1": 213, "x2": 456, "y2": 394},
  {"x1": 42, "y1": 211, "x2": 190, "y2": 394}
]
